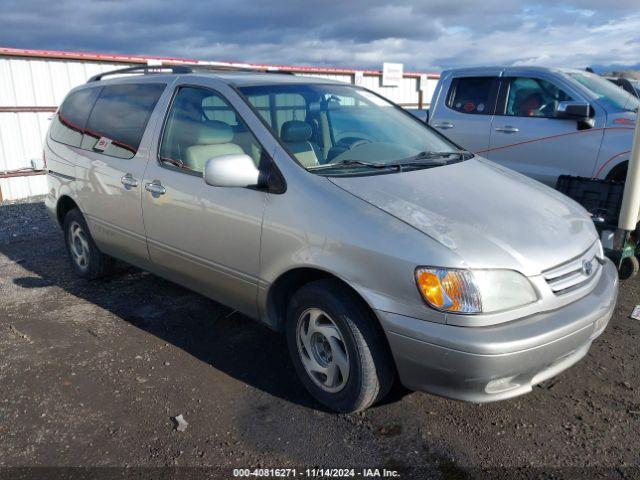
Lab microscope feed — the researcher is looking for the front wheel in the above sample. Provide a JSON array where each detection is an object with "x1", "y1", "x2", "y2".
[
  {"x1": 619, "y1": 255, "x2": 639, "y2": 280},
  {"x1": 286, "y1": 279, "x2": 395, "y2": 413}
]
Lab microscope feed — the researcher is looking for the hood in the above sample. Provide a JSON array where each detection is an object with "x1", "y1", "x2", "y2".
[
  {"x1": 606, "y1": 110, "x2": 636, "y2": 128},
  {"x1": 329, "y1": 158, "x2": 598, "y2": 276}
]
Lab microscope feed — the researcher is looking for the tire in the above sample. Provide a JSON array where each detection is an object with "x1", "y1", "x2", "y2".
[
  {"x1": 286, "y1": 279, "x2": 395, "y2": 413},
  {"x1": 619, "y1": 255, "x2": 639, "y2": 280},
  {"x1": 63, "y1": 208, "x2": 115, "y2": 279}
]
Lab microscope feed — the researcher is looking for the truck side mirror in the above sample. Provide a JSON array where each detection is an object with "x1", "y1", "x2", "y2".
[{"x1": 555, "y1": 101, "x2": 591, "y2": 120}]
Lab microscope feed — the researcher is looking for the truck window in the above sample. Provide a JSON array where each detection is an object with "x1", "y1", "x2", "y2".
[
  {"x1": 503, "y1": 77, "x2": 572, "y2": 118},
  {"x1": 446, "y1": 77, "x2": 495, "y2": 115},
  {"x1": 50, "y1": 88, "x2": 101, "y2": 148},
  {"x1": 569, "y1": 72, "x2": 640, "y2": 112},
  {"x1": 82, "y1": 83, "x2": 166, "y2": 159}
]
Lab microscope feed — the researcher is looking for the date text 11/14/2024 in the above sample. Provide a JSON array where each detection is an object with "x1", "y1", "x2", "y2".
[{"x1": 232, "y1": 468, "x2": 401, "y2": 477}]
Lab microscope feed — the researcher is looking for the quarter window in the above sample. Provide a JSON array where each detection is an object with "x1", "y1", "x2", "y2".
[
  {"x1": 159, "y1": 86, "x2": 263, "y2": 174},
  {"x1": 83, "y1": 83, "x2": 166, "y2": 159},
  {"x1": 447, "y1": 77, "x2": 496, "y2": 115},
  {"x1": 503, "y1": 77, "x2": 573, "y2": 118},
  {"x1": 50, "y1": 88, "x2": 101, "y2": 148}
]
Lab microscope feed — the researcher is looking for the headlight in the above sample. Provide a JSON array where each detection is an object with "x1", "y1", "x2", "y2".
[{"x1": 415, "y1": 267, "x2": 537, "y2": 314}]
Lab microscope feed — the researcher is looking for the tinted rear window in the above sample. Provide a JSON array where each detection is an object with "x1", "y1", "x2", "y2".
[
  {"x1": 84, "y1": 83, "x2": 166, "y2": 159},
  {"x1": 447, "y1": 77, "x2": 495, "y2": 115},
  {"x1": 50, "y1": 88, "x2": 101, "y2": 148}
]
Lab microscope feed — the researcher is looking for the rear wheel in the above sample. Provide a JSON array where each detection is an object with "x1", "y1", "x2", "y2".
[
  {"x1": 63, "y1": 208, "x2": 114, "y2": 279},
  {"x1": 286, "y1": 279, "x2": 394, "y2": 413}
]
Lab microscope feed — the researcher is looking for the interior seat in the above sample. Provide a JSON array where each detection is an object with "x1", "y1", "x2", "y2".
[
  {"x1": 280, "y1": 120, "x2": 323, "y2": 167},
  {"x1": 184, "y1": 121, "x2": 244, "y2": 172}
]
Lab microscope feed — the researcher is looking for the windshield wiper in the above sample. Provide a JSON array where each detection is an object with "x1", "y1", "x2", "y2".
[
  {"x1": 308, "y1": 159, "x2": 399, "y2": 171},
  {"x1": 308, "y1": 151, "x2": 472, "y2": 173},
  {"x1": 395, "y1": 150, "x2": 473, "y2": 165},
  {"x1": 389, "y1": 151, "x2": 473, "y2": 171}
]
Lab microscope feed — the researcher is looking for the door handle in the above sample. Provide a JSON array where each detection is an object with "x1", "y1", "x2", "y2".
[
  {"x1": 495, "y1": 125, "x2": 519, "y2": 134},
  {"x1": 433, "y1": 122, "x2": 454, "y2": 130},
  {"x1": 120, "y1": 174, "x2": 139, "y2": 189},
  {"x1": 145, "y1": 181, "x2": 166, "y2": 196}
]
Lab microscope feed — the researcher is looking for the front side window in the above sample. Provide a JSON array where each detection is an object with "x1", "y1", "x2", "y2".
[
  {"x1": 503, "y1": 77, "x2": 573, "y2": 118},
  {"x1": 446, "y1": 77, "x2": 496, "y2": 115},
  {"x1": 83, "y1": 83, "x2": 166, "y2": 159},
  {"x1": 240, "y1": 84, "x2": 462, "y2": 174},
  {"x1": 50, "y1": 87, "x2": 101, "y2": 148},
  {"x1": 159, "y1": 86, "x2": 263, "y2": 174}
]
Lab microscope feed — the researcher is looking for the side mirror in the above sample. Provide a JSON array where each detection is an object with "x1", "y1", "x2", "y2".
[
  {"x1": 203, "y1": 154, "x2": 262, "y2": 188},
  {"x1": 555, "y1": 101, "x2": 591, "y2": 120}
]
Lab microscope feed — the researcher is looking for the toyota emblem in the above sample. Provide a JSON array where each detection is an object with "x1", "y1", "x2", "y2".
[{"x1": 582, "y1": 259, "x2": 593, "y2": 276}]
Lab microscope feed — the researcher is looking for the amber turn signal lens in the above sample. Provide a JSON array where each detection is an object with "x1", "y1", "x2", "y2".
[
  {"x1": 416, "y1": 271, "x2": 445, "y2": 308},
  {"x1": 415, "y1": 267, "x2": 482, "y2": 313}
]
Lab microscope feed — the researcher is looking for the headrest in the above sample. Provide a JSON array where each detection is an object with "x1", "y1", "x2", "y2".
[
  {"x1": 194, "y1": 120, "x2": 234, "y2": 145},
  {"x1": 281, "y1": 120, "x2": 312, "y2": 143}
]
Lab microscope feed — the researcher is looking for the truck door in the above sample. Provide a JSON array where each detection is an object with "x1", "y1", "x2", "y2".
[
  {"x1": 428, "y1": 70, "x2": 501, "y2": 152},
  {"x1": 486, "y1": 70, "x2": 604, "y2": 186}
]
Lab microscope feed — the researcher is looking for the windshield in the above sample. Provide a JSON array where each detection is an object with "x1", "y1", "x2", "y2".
[
  {"x1": 568, "y1": 72, "x2": 640, "y2": 111},
  {"x1": 238, "y1": 83, "x2": 461, "y2": 174}
]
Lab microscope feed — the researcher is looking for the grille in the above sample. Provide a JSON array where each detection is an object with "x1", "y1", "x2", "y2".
[{"x1": 543, "y1": 242, "x2": 601, "y2": 295}]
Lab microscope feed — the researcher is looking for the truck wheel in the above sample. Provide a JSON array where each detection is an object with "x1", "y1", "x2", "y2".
[
  {"x1": 286, "y1": 279, "x2": 395, "y2": 413},
  {"x1": 619, "y1": 255, "x2": 639, "y2": 280},
  {"x1": 63, "y1": 208, "x2": 115, "y2": 279}
]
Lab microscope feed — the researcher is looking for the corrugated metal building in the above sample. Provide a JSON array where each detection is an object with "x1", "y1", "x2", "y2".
[{"x1": 0, "y1": 47, "x2": 439, "y2": 201}]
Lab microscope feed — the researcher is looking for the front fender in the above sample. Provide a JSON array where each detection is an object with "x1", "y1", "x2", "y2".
[
  {"x1": 258, "y1": 182, "x2": 459, "y2": 327},
  {"x1": 593, "y1": 127, "x2": 633, "y2": 179}
]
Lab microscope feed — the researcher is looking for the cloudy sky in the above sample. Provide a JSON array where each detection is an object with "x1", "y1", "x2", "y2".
[{"x1": 1, "y1": 0, "x2": 639, "y2": 72}]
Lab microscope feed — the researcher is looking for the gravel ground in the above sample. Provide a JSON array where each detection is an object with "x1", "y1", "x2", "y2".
[{"x1": 0, "y1": 201, "x2": 639, "y2": 479}]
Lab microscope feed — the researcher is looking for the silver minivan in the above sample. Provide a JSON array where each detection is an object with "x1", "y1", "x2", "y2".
[{"x1": 45, "y1": 66, "x2": 618, "y2": 412}]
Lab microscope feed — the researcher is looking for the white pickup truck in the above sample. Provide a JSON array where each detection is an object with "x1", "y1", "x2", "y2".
[{"x1": 428, "y1": 67, "x2": 639, "y2": 186}]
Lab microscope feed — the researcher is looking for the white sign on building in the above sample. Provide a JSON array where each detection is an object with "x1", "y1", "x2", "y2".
[{"x1": 382, "y1": 62, "x2": 403, "y2": 87}]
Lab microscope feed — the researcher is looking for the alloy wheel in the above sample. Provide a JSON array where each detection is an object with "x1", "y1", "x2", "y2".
[
  {"x1": 68, "y1": 221, "x2": 90, "y2": 272},
  {"x1": 296, "y1": 307, "x2": 350, "y2": 393}
]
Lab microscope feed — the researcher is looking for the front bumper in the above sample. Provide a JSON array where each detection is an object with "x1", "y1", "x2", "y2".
[{"x1": 377, "y1": 259, "x2": 618, "y2": 403}]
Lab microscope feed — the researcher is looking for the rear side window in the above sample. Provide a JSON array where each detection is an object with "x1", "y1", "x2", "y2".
[
  {"x1": 50, "y1": 88, "x2": 101, "y2": 148},
  {"x1": 446, "y1": 77, "x2": 496, "y2": 115},
  {"x1": 83, "y1": 83, "x2": 166, "y2": 159}
]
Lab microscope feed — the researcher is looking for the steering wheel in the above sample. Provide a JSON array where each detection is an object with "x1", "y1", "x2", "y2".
[
  {"x1": 327, "y1": 135, "x2": 373, "y2": 162},
  {"x1": 343, "y1": 138, "x2": 371, "y2": 149},
  {"x1": 335, "y1": 131, "x2": 375, "y2": 144}
]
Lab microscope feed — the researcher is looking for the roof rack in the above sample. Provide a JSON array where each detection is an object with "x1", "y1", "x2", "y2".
[
  {"x1": 87, "y1": 65, "x2": 193, "y2": 82},
  {"x1": 87, "y1": 64, "x2": 294, "y2": 83},
  {"x1": 190, "y1": 64, "x2": 295, "y2": 75}
]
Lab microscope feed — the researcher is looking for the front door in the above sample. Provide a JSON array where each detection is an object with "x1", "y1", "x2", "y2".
[
  {"x1": 486, "y1": 73, "x2": 604, "y2": 186},
  {"x1": 141, "y1": 83, "x2": 268, "y2": 318}
]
